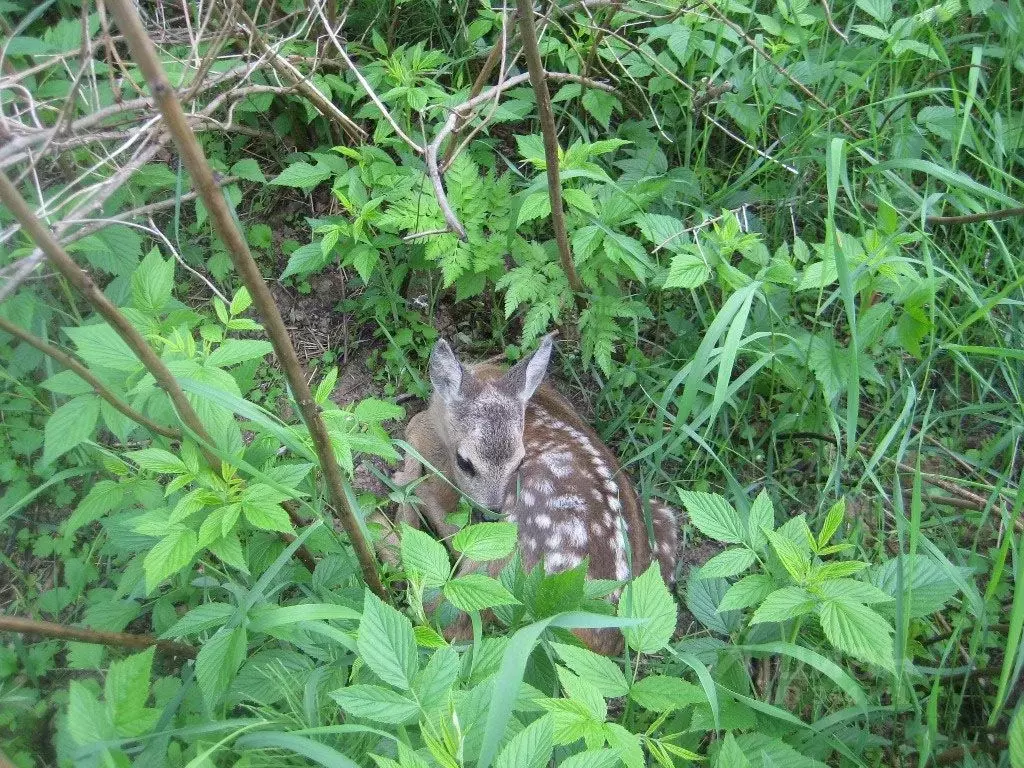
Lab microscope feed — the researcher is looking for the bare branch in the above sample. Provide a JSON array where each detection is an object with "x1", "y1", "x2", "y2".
[
  {"x1": 0, "y1": 615, "x2": 196, "y2": 659},
  {"x1": 515, "y1": 0, "x2": 585, "y2": 306},
  {"x1": 106, "y1": 0, "x2": 386, "y2": 597}
]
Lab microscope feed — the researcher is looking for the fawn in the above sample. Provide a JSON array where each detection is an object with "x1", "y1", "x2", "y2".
[{"x1": 377, "y1": 334, "x2": 678, "y2": 655}]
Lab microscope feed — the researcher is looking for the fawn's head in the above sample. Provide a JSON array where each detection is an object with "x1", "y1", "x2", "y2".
[{"x1": 428, "y1": 334, "x2": 554, "y2": 510}]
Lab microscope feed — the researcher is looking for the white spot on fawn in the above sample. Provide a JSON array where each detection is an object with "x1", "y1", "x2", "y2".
[
  {"x1": 549, "y1": 494, "x2": 585, "y2": 510},
  {"x1": 534, "y1": 513, "x2": 552, "y2": 529},
  {"x1": 613, "y1": 517, "x2": 629, "y2": 581},
  {"x1": 541, "y1": 451, "x2": 573, "y2": 478}
]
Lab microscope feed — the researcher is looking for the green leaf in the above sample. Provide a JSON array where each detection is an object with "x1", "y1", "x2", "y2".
[
  {"x1": 235, "y1": 732, "x2": 359, "y2": 768},
  {"x1": 400, "y1": 524, "x2": 451, "y2": 588},
  {"x1": 144, "y1": 526, "x2": 199, "y2": 591},
  {"x1": 698, "y1": 548, "x2": 756, "y2": 579},
  {"x1": 869, "y1": 555, "x2": 961, "y2": 618},
  {"x1": 104, "y1": 646, "x2": 154, "y2": 733},
  {"x1": 270, "y1": 162, "x2": 332, "y2": 188},
  {"x1": 43, "y1": 395, "x2": 100, "y2": 465},
  {"x1": 556, "y1": 666, "x2": 607, "y2": 721},
  {"x1": 562, "y1": 187, "x2": 597, "y2": 215},
  {"x1": 495, "y1": 714, "x2": 554, "y2": 768},
  {"x1": 766, "y1": 529, "x2": 808, "y2": 582},
  {"x1": 242, "y1": 499, "x2": 294, "y2": 533},
  {"x1": 315, "y1": 368, "x2": 339, "y2": 405},
  {"x1": 444, "y1": 574, "x2": 520, "y2": 612},
  {"x1": 452, "y1": 522, "x2": 518, "y2": 562},
  {"x1": 619, "y1": 562, "x2": 676, "y2": 653},
  {"x1": 750, "y1": 587, "x2": 816, "y2": 624},
  {"x1": 414, "y1": 645, "x2": 460, "y2": 711},
  {"x1": 678, "y1": 491, "x2": 745, "y2": 544},
  {"x1": 517, "y1": 191, "x2": 551, "y2": 226},
  {"x1": 67, "y1": 681, "x2": 113, "y2": 745},
  {"x1": 581, "y1": 89, "x2": 618, "y2": 129},
  {"x1": 558, "y1": 750, "x2": 619, "y2": 768},
  {"x1": 330, "y1": 685, "x2": 420, "y2": 724},
  {"x1": 815, "y1": 578, "x2": 893, "y2": 604},
  {"x1": 130, "y1": 247, "x2": 175, "y2": 313},
  {"x1": 64, "y1": 323, "x2": 140, "y2": 372},
  {"x1": 230, "y1": 287, "x2": 253, "y2": 316},
  {"x1": 358, "y1": 591, "x2": 418, "y2": 689},
  {"x1": 855, "y1": 0, "x2": 892, "y2": 23},
  {"x1": 353, "y1": 398, "x2": 405, "y2": 423},
  {"x1": 281, "y1": 241, "x2": 331, "y2": 279},
  {"x1": 128, "y1": 448, "x2": 189, "y2": 475},
  {"x1": 818, "y1": 498, "x2": 846, "y2": 547},
  {"x1": 818, "y1": 599, "x2": 894, "y2": 670},
  {"x1": 65, "y1": 480, "x2": 124, "y2": 536},
  {"x1": 715, "y1": 733, "x2": 751, "y2": 768},
  {"x1": 230, "y1": 159, "x2": 266, "y2": 183},
  {"x1": 208, "y1": 339, "x2": 273, "y2": 367},
  {"x1": 41, "y1": 369, "x2": 94, "y2": 396},
  {"x1": 161, "y1": 603, "x2": 235, "y2": 639},
  {"x1": 1010, "y1": 706, "x2": 1024, "y2": 768},
  {"x1": 747, "y1": 490, "x2": 774, "y2": 551},
  {"x1": 550, "y1": 642, "x2": 628, "y2": 698},
  {"x1": 195, "y1": 625, "x2": 247, "y2": 709},
  {"x1": 718, "y1": 574, "x2": 776, "y2": 612},
  {"x1": 628, "y1": 674, "x2": 705, "y2": 712},
  {"x1": 663, "y1": 251, "x2": 710, "y2": 289}
]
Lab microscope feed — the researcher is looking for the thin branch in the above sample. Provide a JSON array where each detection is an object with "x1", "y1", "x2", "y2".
[
  {"x1": 820, "y1": 0, "x2": 849, "y2": 42},
  {"x1": 106, "y1": 0, "x2": 385, "y2": 598},
  {"x1": 515, "y1": 0, "x2": 586, "y2": 306},
  {"x1": 311, "y1": 2, "x2": 422, "y2": 154},
  {"x1": 234, "y1": 8, "x2": 365, "y2": 141},
  {"x1": 0, "y1": 615, "x2": 196, "y2": 658},
  {"x1": 702, "y1": 1, "x2": 862, "y2": 139},
  {"x1": 923, "y1": 205, "x2": 1024, "y2": 225},
  {"x1": 440, "y1": 11, "x2": 517, "y2": 168},
  {"x1": 0, "y1": 316, "x2": 182, "y2": 440}
]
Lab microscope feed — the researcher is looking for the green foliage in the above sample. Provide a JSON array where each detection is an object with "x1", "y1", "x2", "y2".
[{"x1": 1, "y1": 0, "x2": 1020, "y2": 764}]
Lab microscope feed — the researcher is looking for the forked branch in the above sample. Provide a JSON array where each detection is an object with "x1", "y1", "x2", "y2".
[{"x1": 105, "y1": 0, "x2": 386, "y2": 599}]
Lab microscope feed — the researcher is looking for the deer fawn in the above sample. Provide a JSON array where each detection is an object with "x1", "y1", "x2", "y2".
[{"x1": 377, "y1": 334, "x2": 678, "y2": 655}]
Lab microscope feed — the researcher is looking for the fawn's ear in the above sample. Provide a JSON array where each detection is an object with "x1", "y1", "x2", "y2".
[
  {"x1": 430, "y1": 338, "x2": 464, "y2": 404},
  {"x1": 504, "y1": 333, "x2": 554, "y2": 402}
]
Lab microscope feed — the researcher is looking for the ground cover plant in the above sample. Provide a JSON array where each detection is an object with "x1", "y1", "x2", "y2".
[{"x1": 0, "y1": 0, "x2": 1022, "y2": 765}]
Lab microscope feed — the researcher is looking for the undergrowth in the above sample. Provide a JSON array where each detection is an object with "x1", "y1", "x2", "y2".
[{"x1": 0, "y1": 0, "x2": 1022, "y2": 766}]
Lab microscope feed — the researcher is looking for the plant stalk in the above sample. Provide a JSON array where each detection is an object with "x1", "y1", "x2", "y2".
[
  {"x1": 515, "y1": 0, "x2": 585, "y2": 315},
  {"x1": 105, "y1": 0, "x2": 386, "y2": 599},
  {"x1": 0, "y1": 316, "x2": 181, "y2": 440},
  {"x1": 0, "y1": 615, "x2": 197, "y2": 658}
]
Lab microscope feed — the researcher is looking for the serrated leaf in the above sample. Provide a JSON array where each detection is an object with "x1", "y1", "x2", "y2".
[
  {"x1": 144, "y1": 527, "x2": 198, "y2": 591},
  {"x1": 559, "y1": 750, "x2": 619, "y2": 768},
  {"x1": 270, "y1": 162, "x2": 332, "y2": 188},
  {"x1": 330, "y1": 685, "x2": 420, "y2": 724},
  {"x1": 104, "y1": 646, "x2": 154, "y2": 732},
  {"x1": 281, "y1": 241, "x2": 331, "y2": 280},
  {"x1": 747, "y1": 490, "x2": 773, "y2": 551},
  {"x1": 161, "y1": 602, "x2": 234, "y2": 639},
  {"x1": 230, "y1": 159, "x2": 266, "y2": 183},
  {"x1": 698, "y1": 547, "x2": 756, "y2": 579},
  {"x1": 562, "y1": 187, "x2": 597, "y2": 215},
  {"x1": 230, "y1": 287, "x2": 253, "y2": 316},
  {"x1": 41, "y1": 369, "x2": 94, "y2": 396},
  {"x1": 66, "y1": 481, "x2": 124, "y2": 536},
  {"x1": 550, "y1": 642, "x2": 628, "y2": 698},
  {"x1": 766, "y1": 529, "x2": 808, "y2": 581},
  {"x1": 242, "y1": 499, "x2": 293, "y2": 533},
  {"x1": 495, "y1": 713, "x2": 553, "y2": 768},
  {"x1": 130, "y1": 248, "x2": 174, "y2": 313},
  {"x1": 678, "y1": 491, "x2": 745, "y2": 544},
  {"x1": 208, "y1": 339, "x2": 273, "y2": 367},
  {"x1": 353, "y1": 398, "x2": 405, "y2": 423},
  {"x1": 43, "y1": 395, "x2": 100, "y2": 465},
  {"x1": 195, "y1": 625, "x2": 247, "y2": 709},
  {"x1": 128, "y1": 448, "x2": 188, "y2": 475},
  {"x1": 444, "y1": 574, "x2": 520, "y2": 612},
  {"x1": 818, "y1": 498, "x2": 846, "y2": 547},
  {"x1": 620, "y1": 562, "x2": 676, "y2": 653},
  {"x1": 64, "y1": 323, "x2": 140, "y2": 373},
  {"x1": 818, "y1": 599, "x2": 894, "y2": 670},
  {"x1": 517, "y1": 191, "x2": 551, "y2": 226},
  {"x1": 750, "y1": 587, "x2": 816, "y2": 624},
  {"x1": 718, "y1": 574, "x2": 777, "y2": 612},
  {"x1": 813, "y1": 560, "x2": 869, "y2": 580},
  {"x1": 358, "y1": 591, "x2": 418, "y2": 689},
  {"x1": 816, "y1": 579, "x2": 893, "y2": 604},
  {"x1": 628, "y1": 675, "x2": 705, "y2": 712},
  {"x1": 663, "y1": 251, "x2": 710, "y2": 289},
  {"x1": 715, "y1": 732, "x2": 751, "y2": 768},
  {"x1": 414, "y1": 645, "x2": 459, "y2": 711},
  {"x1": 452, "y1": 522, "x2": 518, "y2": 562},
  {"x1": 556, "y1": 667, "x2": 607, "y2": 721},
  {"x1": 400, "y1": 524, "x2": 451, "y2": 588}
]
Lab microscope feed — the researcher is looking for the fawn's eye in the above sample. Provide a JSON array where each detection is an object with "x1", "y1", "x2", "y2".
[{"x1": 456, "y1": 453, "x2": 476, "y2": 476}]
